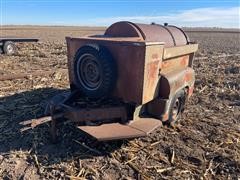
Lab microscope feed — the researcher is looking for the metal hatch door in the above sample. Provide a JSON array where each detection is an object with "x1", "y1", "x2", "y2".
[{"x1": 77, "y1": 118, "x2": 162, "y2": 141}]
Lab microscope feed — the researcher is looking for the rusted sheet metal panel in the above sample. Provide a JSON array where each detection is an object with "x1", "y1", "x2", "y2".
[
  {"x1": 129, "y1": 118, "x2": 162, "y2": 134},
  {"x1": 165, "y1": 26, "x2": 189, "y2": 46},
  {"x1": 65, "y1": 106, "x2": 127, "y2": 122},
  {"x1": 110, "y1": 44, "x2": 145, "y2": 104},
  {"x1": 78, "y1": 118, "x2": 162, "y2": 141},
  {"x1": 105, "y1": 21, "x2": 145, "y2": 39},
  {"x1": 142, "y1": 44, "x2": 164, "y2": 104},
  {"x1": 135, "y1": 23, "x2": 189, "y2": 46},
  {"x1": 163, "y1": 44, "x2": 198, "y2": 60},
  {"x1": 159, "y1": 67, "x2": 195, "y2": 99},
  {"x1": 105, "y1": 21, "x2": 189, "y2": 47},
  {"x1": 78, "y1": 123, "x2": 146, "y2": 141},
  {"x1": 161, "y1": 55, "x2": 190, "y2": 74}
]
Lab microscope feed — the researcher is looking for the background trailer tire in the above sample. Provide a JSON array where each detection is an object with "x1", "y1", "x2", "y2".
[
  {"x1": 0, "y1": 38, "x2": 38, "y2": 55},
  {"x1": 3, "y1": 41, "x2": 17, "y2": 55}
]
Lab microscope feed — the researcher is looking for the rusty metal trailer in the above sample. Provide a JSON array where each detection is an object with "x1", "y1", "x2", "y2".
[
  {"x1": 0, "y1": 37, "x2": 39, "y2": 55},
  {"x1": 21, "y1": 21, "x2": 198, "y2": 142}
]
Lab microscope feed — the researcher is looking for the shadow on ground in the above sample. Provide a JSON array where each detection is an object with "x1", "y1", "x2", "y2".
[{"x1": 0, "y1": 88, "x2": 124, "y2": 165}]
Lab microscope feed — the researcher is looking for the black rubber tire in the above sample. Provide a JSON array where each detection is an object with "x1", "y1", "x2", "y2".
[
  {"x1": 3, "y1": 41, "x2": 17, "y2": 55},
  {"x1": 74, "y1": 44, "x2": 117, "y2": 98},
  {"x1": 0, "y1": 47, "x2": 3, "y2": 54},
  {"x1": 166, "y1": 89, "x2": 186, "y2": 125}
]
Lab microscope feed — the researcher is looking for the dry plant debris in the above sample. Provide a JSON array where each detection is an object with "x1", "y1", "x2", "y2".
[{"x1": 0, "y1": 27, "x2": 239, "y2": 179}]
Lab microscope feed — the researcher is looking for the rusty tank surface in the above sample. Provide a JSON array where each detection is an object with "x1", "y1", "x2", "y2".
[{"x1": 21, "y1": 21, "x2": 198, "y2": 141}]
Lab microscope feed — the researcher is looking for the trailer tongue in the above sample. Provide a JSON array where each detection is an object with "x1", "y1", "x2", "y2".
[{"x1": 20, "y1": 91, "x2": 162, "y2": 141}]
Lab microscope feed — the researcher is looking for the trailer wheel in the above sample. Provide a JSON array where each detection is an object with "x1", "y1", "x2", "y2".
[
  {"x1": 3, "y1": 41, "x2": 17, "y2": 55},
  {"x1": 166, "y1": 89, "x2": 186, "y2": 125},
  {"x1": 74, "y1": 44, "x2": 117, "y2": 98}
]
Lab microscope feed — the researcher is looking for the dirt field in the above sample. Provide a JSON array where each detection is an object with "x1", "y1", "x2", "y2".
[{"x1": 0, "y1": 26, "x2": 239, "y2": 179}]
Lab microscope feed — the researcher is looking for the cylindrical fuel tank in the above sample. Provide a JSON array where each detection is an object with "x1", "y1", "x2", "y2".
[{"x1": 105, "y1": 21, "x2": 189, "y2": 47}]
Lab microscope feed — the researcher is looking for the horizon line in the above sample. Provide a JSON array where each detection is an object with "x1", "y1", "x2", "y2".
[{"x1": 1, "y1": 24, "x2": 240, "y2": 30}]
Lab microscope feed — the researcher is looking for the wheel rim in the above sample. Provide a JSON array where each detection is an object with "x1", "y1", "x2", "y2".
[
  {"x1": 172, "y1": 98, "x2": 181, "y2": 121},
  {"x1": 7, "y1": 44, "x2": 14, "y2": 54},
  {"x1": 76, "y1": 53, "x2": 102, "y2": 90}
]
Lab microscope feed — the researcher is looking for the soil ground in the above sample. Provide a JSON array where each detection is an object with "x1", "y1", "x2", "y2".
[{"x1": 0, "y1": 26, "x2": 239, "y2": 179}]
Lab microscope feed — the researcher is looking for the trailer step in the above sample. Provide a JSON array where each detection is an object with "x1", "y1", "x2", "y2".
[{"x1": 78, "y1": 118, "x2": 162, "y2": 141}]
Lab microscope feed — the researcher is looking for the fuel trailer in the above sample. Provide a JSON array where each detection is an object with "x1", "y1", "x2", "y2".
[{"x1": 21, "y1": 21, "x2": 198, "y2": 141}]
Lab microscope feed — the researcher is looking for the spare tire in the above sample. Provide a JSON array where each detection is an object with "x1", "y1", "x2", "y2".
[{"x1": 74, "y1": 44, "x2": 117, "y2": 98}]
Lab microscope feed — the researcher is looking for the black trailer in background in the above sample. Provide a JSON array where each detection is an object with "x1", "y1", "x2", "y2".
[{"x1": 0, "y1": 37, "x2": 39, "y2": 55}]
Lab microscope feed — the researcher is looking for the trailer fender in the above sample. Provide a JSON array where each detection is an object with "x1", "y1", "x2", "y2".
[
  {"x1": 147, "y1": 67, "x2": 195, "y2": 121},
  {"x1": 158, "y1": 67, "x2": 195, "y2": 99}
]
